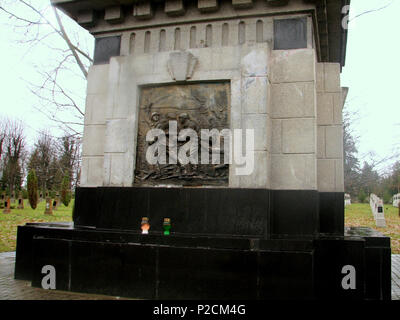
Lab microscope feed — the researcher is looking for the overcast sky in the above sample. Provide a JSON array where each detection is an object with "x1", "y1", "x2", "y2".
[{"x1": 0, "y1": 0, "x2": 399, "y2": 174}]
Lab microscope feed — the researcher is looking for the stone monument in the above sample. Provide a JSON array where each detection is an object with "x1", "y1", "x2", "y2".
[{"x1": 14, "y1": 0, "x2": 391, "y2": 300}]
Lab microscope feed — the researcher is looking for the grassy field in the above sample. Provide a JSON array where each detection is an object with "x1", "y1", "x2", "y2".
[
  {"x1": 0, "y1": 200, "x2": 73, "y2": 252},
  {"x1": 345, "y1": 203, "x2": 400, "y2": 254}
]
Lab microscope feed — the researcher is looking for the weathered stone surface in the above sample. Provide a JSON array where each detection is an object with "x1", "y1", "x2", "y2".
[
  {"x1": 242, "y1": 114, "x2": 269, "y2": 151},
  {"x1": 317, "y1": 159, "x2": 335, "y2": 192},
  {"x1": 272, "y1": 154, "x2": 316, "y2": 190},
  {"x1": 86, "y1": 65, "x2": 109, "y2": 95},
  {"x1": 232, "y1": 0, "x2": 254, "y2": 9},
  {"x1": 282, "y1": 118, "x2": 315, "y2": 154},
  {"x1": 324, "y1": 63, "x2": 341, "y2": 93},
  {"x1": 165, "y1": 0, "x2": 185, "y2": 16},
  {"x1": 242, "y1": 77, "x2": 269, "y2": 114},
  {"x1": 198, "y1": 0, "x2": 219, "y2": 12},
  {"x1": 239, "y1": 151, "x2": 270, "y2": 188},
  {"x1": 82, "y1": 125, "x2": 106, "y2": 157},
  {"x1": 241, "y1": 47, "x2": 269, "y2": 77},
  {"x1": 271, "y1": 119, "x2": 282, "y2": 154},
  {"x1": 270, "y1": 49, "x2": 315, "y2": 83},
  {"x1": 104, "y1": 6, "x2": 124, "y2": 24},
  {"x1": 81, "y1": 157, "x2": 104, "y2": 187},
  {"x1": 133, "y1": 2, "x2": 153, "y2": 19},
  {"x1": 325, "y1": 126, "x2": 343, "y2": 159},
  {"x1": 271, "y1": 82, "x2": 315, "y2": 118}
]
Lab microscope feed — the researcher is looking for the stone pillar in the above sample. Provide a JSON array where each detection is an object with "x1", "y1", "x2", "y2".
[
  {"x1": 3, "y1": 197, "x2": 11, "y2": 214},
  {"x1": 44, "y1": 197, "x2": 53, "y2": 215}
]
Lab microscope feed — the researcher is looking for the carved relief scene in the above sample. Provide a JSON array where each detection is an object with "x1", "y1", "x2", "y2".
[{"x1": 134, "y1": 82, "x2": 230, "y2": 186}]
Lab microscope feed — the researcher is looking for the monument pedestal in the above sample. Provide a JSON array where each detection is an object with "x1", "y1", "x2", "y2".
[{"x1": 14, "y1": 187, "x2": 391, "y2": 300}]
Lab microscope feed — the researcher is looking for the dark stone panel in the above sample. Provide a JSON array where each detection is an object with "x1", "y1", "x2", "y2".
[
  {"x1": 93, "y1": 36, "x2": 121, "y2": 65},
  {"x1": 258, "y1": 251, "x2": 314, "y2": 300},
  {"x1": 31, "y1": 238, "x2": 70, "y2": 291},
  {"x1": 157, "y1": 246, "x2": 258, "y2": 299},
  {"x1": 274, "y1": 17, "x2": 307, "y2": 50},
  {"x1": 319, "y1": 192, "x2": 344, "y2": 235},
  {"x1": 76, "y1": 187, "x2": 272, "y2": 237},
  {"x1": 271, "y1": 190, "x2": 319, "y2": 237},
  {"x1": 204, "y1": 189, "x2": 270, "y2": 236},
  {"x1": 314, "y1": 238, "x2": 365, "y2": 300},
  {"x1": 70, "y1": 241, "x2": 157, "y2": 299},
  {"x1": 73, "y1": 187, "x2": 98, "y2": 228},
  {"x1": 14, "y1": 223, "x2": 392, "y2": 300},
  {"x1": 14, "y1": 226, "x2": 35, "y2": 280}
]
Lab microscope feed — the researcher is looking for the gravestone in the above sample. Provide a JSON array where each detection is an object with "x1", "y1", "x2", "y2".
[
  {"x1": 393, "y1": 193, "x2": 400, "y2": 208},
  {"x1": 3, "y1": 197, "x2": 11, "y2": 214},
  {"x1": 17, "y1": 193, "x2": 24, "y2": 210},
  {"x1": 344, "y1": 193, "x2": 351, "y2": 206},
  {"x1": 370, "y1": 193, "x2": 386, "y2": 228},
  {"x1": 0, "y1": 192, "x2": 5, "y2": 209},
  {"x1": 44, "y1": 197, "x2": 53, "y2": 215},
  {"x1": 14, "y1": 0, "x2": 391, "y2": 300}
]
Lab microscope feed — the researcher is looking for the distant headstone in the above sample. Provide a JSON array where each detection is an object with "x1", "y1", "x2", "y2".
[
  {"x1": 17, "y1": 193, "x2": 24, "y2": 209},
  {"x1": 44, "y1": 197, "x2": 53, "y2": 215},
  {"x1": 370, "y1": 194, "x2": 386, "y2": 228},
  {"x1": 3, "y1": 197, "x2": 11, "y2": 214},
  {"x1": 344, "y1": 193, "x2": 351, "y2": 206}
]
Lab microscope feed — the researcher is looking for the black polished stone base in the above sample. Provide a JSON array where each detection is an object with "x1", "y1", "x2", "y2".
[{"x1": 14, "y1": 224, "x2": 391, "y2": 300}]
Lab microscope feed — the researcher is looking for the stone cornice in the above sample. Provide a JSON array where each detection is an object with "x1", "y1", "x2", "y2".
[{"x1": 51, "y1": 0, "x2": 350, "y2": 66}]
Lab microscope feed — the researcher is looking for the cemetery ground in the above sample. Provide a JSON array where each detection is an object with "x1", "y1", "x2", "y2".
[
  {"x1": 0, "y1": 200, "x2": 73, "y2": 253},
  {"x1": 0, "y1": 202, "x2": 399, "y2": 253},
  {"x1": 345, "y1": 203, "x2": 400, "y2": 254}
]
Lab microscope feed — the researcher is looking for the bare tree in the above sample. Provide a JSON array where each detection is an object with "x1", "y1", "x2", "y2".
[
  {"x1": 1, "y1": 119, "x2": 26, "y2": 195},
  {"x1": 0, "y1": 0, "x2": 93, "y2": 136}
]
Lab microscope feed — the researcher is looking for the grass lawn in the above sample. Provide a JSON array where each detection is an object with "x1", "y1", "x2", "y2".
[
  {"x1": 345, "y1": 203, "x2": 400, "y2": 254},
  {"x1": 0, "y1": 199, "x2": 73, "y2": 253}
]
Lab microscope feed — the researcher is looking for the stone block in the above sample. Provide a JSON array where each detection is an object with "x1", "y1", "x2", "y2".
[
  {"x1": 317, "y1": 159, "x2": 335, "y2": 192},
  {"x1": 104, "y1": 119, "x2": 131, "y2": 153},
  {"x1": 317, "y1": 126, "x2": 325, "y2": 159},
  {"x1": 316, "y1": 63, "x2": 324, "y2": 92},
  {"x1": 335, "y1": 159, "x2": 344, "y2": 192},
  {"x1": 198, "y1": 0, "x2": 219, "y2": 12},
  {"x1": 270, "y1": 49, "x2": 315, "y2": 83},
  {"x1": 282, "y1": 118, "x2": 315, "y2": 154},
  {"x1": 324, "y1": 63, "x2": 341, "y2": 93},
  {"x1": 271, "y1": 154, "x2": 316, "y2": 190},
  {"x1": 271, "y1": 82, "x2": 315, "y2": 118},
  {"x1": 232, "y1": 0, "x2": 254, "y2": 9},
  {"x1": 271, "y1": 120, "x2": 281, "y2": 154},
  {"x1": 81, "y1": 156, "x2": 104, "y2": 187},
  {"x1": 317, "y1": 92, "x2": 334, "y2": 125},
  {"x1": 242, "y1": 77, "x2": 269, "y2": 114},
  {"x1": 86, "y1": 65, "x2": 110, "y2": 95},
  {"x1": 333, "y1": 92, "x2": 343, "y2": 125},
  {"x1": 108, "y1": 154, "x2": 131, "y2": 186},
  {"x1": 239, "y1": 151, "x2": 270, "y2": 188},
  {"x1": 165, "y1": 0, "x2": 185, "y2": 16},
  {"x1": 210, "y1": 46, "x2": 241, "y2": 71},
  {"x1": 325, "y1": 126, "x2": 343, "y2": 159},
  {"x1": 104, "y1": 6, "x2": 124, "y2": 24},
  {"x1": 82, "y1": 125, "x2": 106, "y2": 157},
  {"x1": 85, "y1": 94, "x2": 107, "y2": 125},
  {"x1": 133, "y1": 2, "x2": 153, "y2": 19},
  {"x1": 77, "y1": 10, "x2": 95, "y2": 27},
  {"x1": 242, "y1": 114, "x2": 269, "y2": 151},
  {"x1": 241, "y1": 47, "x2": 269, "y2": 77}
]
